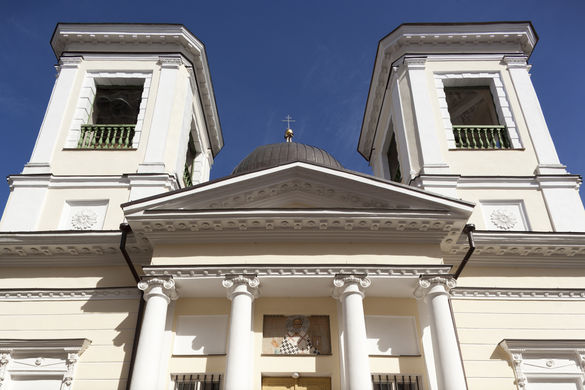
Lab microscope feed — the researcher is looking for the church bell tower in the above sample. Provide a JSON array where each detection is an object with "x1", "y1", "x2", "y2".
[
  {"x1": 359, "y1": 22, "x2": 585, "y2": 232},
  {"x1": 0, "y1": 24, "x2": 223, "y2": 231}
]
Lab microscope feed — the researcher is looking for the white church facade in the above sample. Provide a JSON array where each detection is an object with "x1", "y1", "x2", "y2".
[{"x1": 1, "y1": 22, "x2": 585, "y2": 390}]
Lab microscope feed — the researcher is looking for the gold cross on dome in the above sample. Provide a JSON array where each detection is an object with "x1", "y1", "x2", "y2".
[{"x1": 282, "y1": 114, "x2": 295, "y2": 129}]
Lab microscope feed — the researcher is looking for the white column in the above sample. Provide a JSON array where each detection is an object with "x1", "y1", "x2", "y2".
[
  {"x1": 334, "y1": 274, "x2": 372, "y2": 390},
  {"x1": 222, "y1": 275, "x2": 259, "y2": 390},
  {"x1": 130, "y1": 276, "x2": 177, "y2": 390},
  {"x1": 504, "y1": 56, "x2": 565, "y2": 174},
  {"x1": 415, "y1": 276, "x2": 466, "y2": 390},
  {"x1": 23, "y1": 57, "x2": 82, "y2": 174},
  {"x1": 404, "y1": 57, "x2": 450, "y2": 174},
  {"x1": 137, "y1": 56, "x2": 182, "y2": 174}
]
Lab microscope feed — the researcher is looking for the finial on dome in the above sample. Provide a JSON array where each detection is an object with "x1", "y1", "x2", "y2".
[
  {"x1": 284, "y1": 128, "x2": 294, "y2": 142},
  {"x1": 282, "y1": 114, "x2": 295, "y2": 143}
]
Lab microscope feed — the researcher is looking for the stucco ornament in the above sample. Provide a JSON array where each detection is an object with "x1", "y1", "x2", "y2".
[
  {"x1": 490, "y1": 208, "x2": 518, "y2": 230},
  {"x1": 62, "y1": 353, "x2": 79, "y2": 388},
  {"x1": 0, "y1": 352, "x2": 10, "y2": 389},
  {"x1": 71, "y1": 209, "x2": 98, "y2": 230}
]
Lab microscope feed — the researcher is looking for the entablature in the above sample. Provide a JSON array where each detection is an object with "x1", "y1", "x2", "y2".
[{"x1": 142, "y1": 264, "x2": 452, "y2": 298}]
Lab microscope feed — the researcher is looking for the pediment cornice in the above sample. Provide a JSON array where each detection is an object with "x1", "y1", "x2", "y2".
[{"x1": 123, "y1": 164, "x2": 473, "y2": 247}]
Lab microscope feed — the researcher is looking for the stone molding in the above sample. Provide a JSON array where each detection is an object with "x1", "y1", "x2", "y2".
[
  {"x1": 452, "y1": 287, "x2": 585, "y2": 300},
  {"x1": 222, "y1": 274, "x2": 260, "y2": 299},
  {"x1": 0, "y1": 287, "x2": 140, "y2": 301},
  {"x1": 138, "y1": 276, "x2": 178, "y2": 302},
  {"x1": 414, "y1": 275, "x2": 456, "y2": 299}
]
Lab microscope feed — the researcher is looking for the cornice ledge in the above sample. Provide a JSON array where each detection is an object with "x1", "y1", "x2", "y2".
[
  {"x1": 131, "y1": 213, "x2": 463, "y2": 246},
  {"x1": 0, "y1": 338, "x2": 91, "y2": 354},
  {"x1": 0, "y1": 231, "x2": 152, "y2": 265},
  {"x1": 500, "y1": 339, "x2": 585, "y2": 353},
  {"x1": 448, "y1": 231, "x2": 585, "y2": 258},
  {"x1": 143, "y1": 265, "x2": 452, "y2": 279},
  {"x1": 0, "y1": 287, "x2": 140, "y2": 301},
  {"x1": 452, "y1": 287, "x2": 585, "y2": 300}
]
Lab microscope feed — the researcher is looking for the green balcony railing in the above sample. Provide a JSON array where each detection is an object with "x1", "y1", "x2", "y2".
[
  {"x1": 452, "y1": 125, "x2": 512, "y2": 149},
  {"x1": 183, "y1": 162, "x2": 193, "y2": 187},
  {"x1": 77, "y1": 124, "x2": 135, "y2": 149}
]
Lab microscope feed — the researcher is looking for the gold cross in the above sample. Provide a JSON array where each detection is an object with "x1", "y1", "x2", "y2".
[{"x1": 282, "y1": 114, "x2": 295, "y2": 129}]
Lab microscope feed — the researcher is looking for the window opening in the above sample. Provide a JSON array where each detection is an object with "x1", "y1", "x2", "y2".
[
  {"x1": 372, "y1": 374, "x2": 421, "y2": 390},
  {"x1": 183, "y1": 133, "x2": 197, "y2": 187},
  {"x1": 387, "y1": 133, "x2": 402, "y2": 183},
  {"x1": 173, "y1": 374, "x2": 221, "y2": 390},
  {"x1": 77, "y1": 85, "x2": 143, "y2": 149},
  {"x1": 92, "y1": 86, "x2": 142, "y2": 125},
  {"x1": 444, "y1": 86, "x2": 511, "y2": 149}
]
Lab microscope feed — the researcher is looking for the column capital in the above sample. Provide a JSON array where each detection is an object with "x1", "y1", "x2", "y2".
[
  {"x1": 414, "y1": 275, "x2": 456, "y2": 299},
  {"x1": 222, "y1": 274, "x2": 259, "y2": 300},
  {"x1": 138, "y1": 276, "x2": 178, "y2": 303},
  {"x1": 503, "y1": 55, "x2": 529, "y2": 69},
  {"x1": 333, "y1": 273, "x2": 371, "y2": 299},
  {"x1": 58, "y1": 56, "x2": 83, "y2": 70},
  {"x1": 403, "y1": 56, "x2": 427, "y2": 69},
  {"x1": 158, "y1": 56, "x2": 184, "y2": 69}
]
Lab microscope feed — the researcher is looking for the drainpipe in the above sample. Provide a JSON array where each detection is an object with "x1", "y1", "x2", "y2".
[
  {"x1": 119, "y1": 223, "x2": 145, "y2": 390},
  {"x1": 453, "y1": 224, "x2": 476, "y2": 279}
]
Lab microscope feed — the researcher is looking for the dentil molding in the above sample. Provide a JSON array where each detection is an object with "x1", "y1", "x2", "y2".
[
  {"x1": 0, "y1": 287, "x2": 140, "y2": 301},
  {"x1": 452, "y1": 287, "x2": 585, "y2": 301}
]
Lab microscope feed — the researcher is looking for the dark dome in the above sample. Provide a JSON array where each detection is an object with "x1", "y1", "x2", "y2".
[{"x1": 232, "y1": 142, "x2": 343, "y2": 175}]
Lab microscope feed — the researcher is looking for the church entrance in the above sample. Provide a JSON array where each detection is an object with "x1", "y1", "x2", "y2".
[{"x1": 262, "y1": 377, "x2": 331, "y2": 390}]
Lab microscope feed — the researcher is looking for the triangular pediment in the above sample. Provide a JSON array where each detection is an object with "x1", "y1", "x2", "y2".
[
  {"x1": 122, "y1": 163, "x2": 474, "y2": 246},
  {"x1": 124, "y1": 163, "x2": 472, "y2": 215}
]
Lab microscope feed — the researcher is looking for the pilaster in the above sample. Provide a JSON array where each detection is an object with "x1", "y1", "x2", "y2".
[
  {"x1": 137, "y1": 56, "x2": 183, "y2": 174},
  {"x1": 503, "y1": 56, "x2": 566, "y2": 174},
  {"x1": 404, "y1": 57, "x2": 450, "y2": 174},
  {"x1": 23, "y1": 57, "x2": 83, "y2": 174}
]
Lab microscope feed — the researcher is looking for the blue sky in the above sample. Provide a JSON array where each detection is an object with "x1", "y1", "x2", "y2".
[{"x1": 1, "y1": 0, "x2": 584, "y2": 208}]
